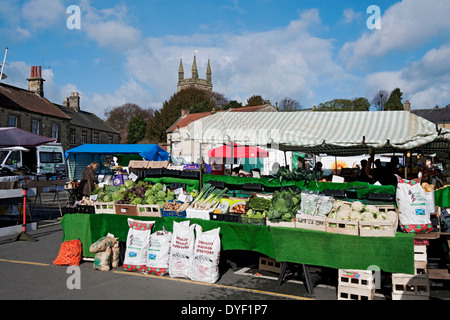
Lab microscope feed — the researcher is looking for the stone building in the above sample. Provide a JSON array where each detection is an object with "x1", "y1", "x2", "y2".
[
  {"x1": 177, "y1": 56, "x2": 212, "y2": 92},
  {"x1": 0, "y1": 66, "x2": 70, "y2": 146},
  {"x1": 0, "y1": 66, "x2": 119, "y2": 151}
]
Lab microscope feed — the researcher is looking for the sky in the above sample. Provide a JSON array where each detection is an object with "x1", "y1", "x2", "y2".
[{"x1": 0, "y1": 0, "x2": 449, "y2": 118}]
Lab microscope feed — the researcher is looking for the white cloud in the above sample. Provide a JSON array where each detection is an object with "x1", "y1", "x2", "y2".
[
  {"x1": 21, "y1": 0, "x2": 65, "y2": 30},
  {"x1": 79, "y1": 0, "x2": 142, "y2": 51},
  {"x1": 342, "y1": 8, "x2": 361, "y2": 24},
  {"x1": 363, "y1": 44, "x2": 450, "y2": 108},
  {"x1": 340, "y1": 0, "x2": 450, "y2": 69}
]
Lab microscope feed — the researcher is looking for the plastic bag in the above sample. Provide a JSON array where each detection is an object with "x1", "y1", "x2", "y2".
[
  {"x1": 169, "y1": 220, "x2": 196, "y2": 279},
  {"x1": 53, "y1": 239, "x2": 82, "y2": 266},
  {"x1": 190, "y1": 225, "x2": 221, "y2": 283},
  {"x1": 146, "y1": 227, "x2": 172, "y2": 276},
  {"x1": 123, "y1": 218, "x2": 155, "y2": 273},
  {"x1": 396, "y1": 175, "x2": 432, "y2": 233}
]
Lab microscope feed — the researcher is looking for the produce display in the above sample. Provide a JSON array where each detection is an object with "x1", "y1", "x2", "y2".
[
  {"x1": 328, "y1": 200, "x2": 397, "y2": 228},
  {"x1": 189, "y1": 183, "x2": 229, "y2": 210},
  {"x1": 266, "y1": 189, "x2": 302, "y2": 222},
  {"x1": 162, "y1": 201, "x2": 189, "y2": 213},
  {"x1": 93, "y1": 181, "x2": 175, "y2": 206}
]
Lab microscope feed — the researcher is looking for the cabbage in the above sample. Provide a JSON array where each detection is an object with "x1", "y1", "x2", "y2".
[
  {"x1": 111, "y1": 191, "x2": 124, "y2": 202},
  {"x1": 351, "y1": 201, "x2": 364, "y2": 212},
  {"x1": 153, "y1": 183, "x2": 164, "y2": 191},
  {"x1": 124, "y1": 179, "x2": 134, "y2": 189}
]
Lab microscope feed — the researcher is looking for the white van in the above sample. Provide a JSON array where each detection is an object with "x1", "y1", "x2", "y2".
[{"x1": 0, "y1": 143, "x2": 66, "y2": 176}]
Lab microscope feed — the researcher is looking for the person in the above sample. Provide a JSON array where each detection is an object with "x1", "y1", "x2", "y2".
[
  {"x1": 313, "y1": 161, "x2": 323, "y2": 179},
  {"x1": 384, "y1": 156, "x2": 400, "y2": 186},
  {"x1": 357, "y1": 159, "x2": 371, "y2": 182},
  {"x1": 371, "y1": 159, "x2": 385, "y2": 184},
  {"x1": 77, "y1": 162, "x2": 99, "y2": 199}
]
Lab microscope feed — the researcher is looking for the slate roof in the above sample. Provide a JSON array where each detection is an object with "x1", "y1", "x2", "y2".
[
  {"x1": 410, "y1": 108, "x2": 450, "y2": 124},
  {"x1": 56, "y1": 104, "x2": 119, "y2": 134},
  {"x1": 0, "y1": 83, "x2": 70, "y2": 119}
]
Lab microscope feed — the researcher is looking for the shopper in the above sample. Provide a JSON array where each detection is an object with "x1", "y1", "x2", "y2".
[{"x1": 77, "y1": 162, "x2": 99, "y2": 199}]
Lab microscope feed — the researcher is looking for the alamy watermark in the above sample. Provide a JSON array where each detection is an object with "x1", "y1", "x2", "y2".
[
  {"x1": 66, "y1": 266, "x2": 81, "y2": 289},
  {"x1": 367, "y1": 5, "x2": 381, "y2": 30},
  {"x1": 67, "y1": 5, "x2": 81, "y2": 30}
]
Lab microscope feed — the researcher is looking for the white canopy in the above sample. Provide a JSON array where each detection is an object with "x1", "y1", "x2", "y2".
[{"x1": 180, "y1": 111, "x2": 450, "y2": 156}]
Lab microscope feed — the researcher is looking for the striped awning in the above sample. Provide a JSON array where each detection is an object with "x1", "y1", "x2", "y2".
[{"x1": 180, "y1": 111, "x2": 450, "y2": 156}]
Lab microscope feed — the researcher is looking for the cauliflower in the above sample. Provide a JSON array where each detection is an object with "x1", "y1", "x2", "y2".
[
  {"x1": 386, "y1": 211, "x2": 397, "y2": 223},
  {"x1": 336, "y1": 210, "x2": 349, "y2": 220},
  {"x1": 338, "y1": 203, "x2": 351, "y2": 214},
  {"x1": 351, "y1": 201, "x2": 364, "y2": 212},
  {"x1": 349, "y1": 210, "x2": 361, "y2": 221},
  {"x1": 333, "y1": 200, "x2": 345, "y2": 210},
  {"x1": 360, "y1": 211, "x2": 374, "y2": 221},
  {"x1": 376, "y1": 212, "x2": 387, "y2": 221},
  {"x1": 365, "y1": 205, "x2": 379, "y2": 214}
]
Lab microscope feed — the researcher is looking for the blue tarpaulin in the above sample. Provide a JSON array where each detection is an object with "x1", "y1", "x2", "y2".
[
  {"x1": 65, "y1": 144, "x2": 169, "y2": 180},
  {"x1": 65, "y1": 144, "x2": 169, "y2": 161}
]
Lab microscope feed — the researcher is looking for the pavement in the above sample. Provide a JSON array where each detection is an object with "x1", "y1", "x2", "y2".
[{"x1": 0, "y1": 191, "x2": 449, "y2": 306}]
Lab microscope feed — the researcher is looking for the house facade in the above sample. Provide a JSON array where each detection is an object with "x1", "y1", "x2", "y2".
[{"x1": 0, "y1": 66, "x2": 119, "y2": 151}]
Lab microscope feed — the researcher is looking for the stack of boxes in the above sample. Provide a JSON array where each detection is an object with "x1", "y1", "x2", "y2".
[
  {"x1": 337, "y1": 269, "x2": 376, "y2": 300},
  {"x1": 391, "y1": 245, "x2": 430, "y2": 300}
]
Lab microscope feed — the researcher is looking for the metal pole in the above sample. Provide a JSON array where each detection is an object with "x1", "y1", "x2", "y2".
[{"x1": 0, "y1": 47, "x2": 8, "y2": 81}]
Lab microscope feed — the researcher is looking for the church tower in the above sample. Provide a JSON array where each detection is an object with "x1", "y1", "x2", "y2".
[{"x1": 177, "y1": 56, "x2": 212, "y2": 92}]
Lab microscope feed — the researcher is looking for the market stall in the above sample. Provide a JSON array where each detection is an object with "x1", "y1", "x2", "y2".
[
  {"x1": 57, "y1": 111, "x2": 449, "y2": 299},
  {"x1": 65, "y1": 144, "x2": 169, "y2": 180}
]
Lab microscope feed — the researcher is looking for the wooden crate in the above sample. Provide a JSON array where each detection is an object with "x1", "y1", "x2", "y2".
[
  {"x1": 414, "y1": 245, "x2": 427, "y2": 262},
  {"x1": 295, "y1": 214, "x2": 326, "y2": 232},
  {"x1": 258, "y1": 256, "x2": 282, "y2": 273},
  {"x1": 137, "y1": 204, "x2": 161, "y2": 217},
  {"x1": 115, "y1": 204, "x2": 138, "y2": 216},
  {"x1": 359, "y1": 206, "x2": 398, "y2": 237},
  {"x1": 266, "y1": 218, "x2": 296, "y2": 228},
  {"x1": 337, "y1": 285, "x2": 375, "y2": 300},
  {"x1": 338, "y1": 269, "x2": 376, "y2": 289},
  {"x1": 325, "y1": 218, "x2": 359, "y2": 235},
  {"x1": 391, "y1": 273, "x2": 430, "y2": 298},
  {"x1": 94, "y1": 202, "x2": 116, "y2": 214}
]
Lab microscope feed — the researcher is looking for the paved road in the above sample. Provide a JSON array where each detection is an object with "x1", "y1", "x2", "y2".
[{"x1": 1, "y1": 192, "x2": 449, "y2": 308}]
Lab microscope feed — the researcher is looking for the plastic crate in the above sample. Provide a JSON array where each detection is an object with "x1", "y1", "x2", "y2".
[
  {"x1": 94, "y1": 202, "x2": 115, "y2": 214},
  {"x1": 77, "y1": 205, "x2": 95, "y2": 214},
  {"x1": 209, "y1": 212, "x2": 225, "y2": 221},
  {"x1": 240, "y1": 214, "x2": 266, "y2": 225},
  {"x1": 137, "y1": 204, "x2": 161, "y2": 217}
]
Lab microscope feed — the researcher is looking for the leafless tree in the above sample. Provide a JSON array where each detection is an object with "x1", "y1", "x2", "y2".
[{"x1": 372, "y1": 90, "x2": 389, "y2": 111}]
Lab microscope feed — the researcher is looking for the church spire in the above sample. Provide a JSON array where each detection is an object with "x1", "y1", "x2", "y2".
[
  {"x1": 191, "y1": 55, "x2": 198, "y2": 79},
  {"x1": 178, "y1": 59, "x2": 184, "y2": 82},
  {"x1": 206, "y1": 59, "x2": 212, "y2": 83}
]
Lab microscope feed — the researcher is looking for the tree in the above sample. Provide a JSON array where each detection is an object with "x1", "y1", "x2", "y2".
[
  {"x1": 146, "y1": 87, "x2": 225, "y2": 143},
  {"x1": 223, "y1": 100, "x2": 243, "y2": 110},
  {"x1": 279, "y1": 97, "x2": 302, "y2": 111},
  {"x1": 126, "y1": 114, "x2": 147, "y2": 144},
  {"x1": 315, "y1": 97, "x2": 370, "y2": 111},
  {"x1": 384, "y1": 88, "x2": 404, "y2": 111},
  {"x1": 246, "y1": 95, "x2": 266, "y2": 107},
  {"x1": 372, "y1": 90, "x2": 389, "y2": 111},
  {"x1": 104, "y1": 103, "x2": 153, "y2": 143}
]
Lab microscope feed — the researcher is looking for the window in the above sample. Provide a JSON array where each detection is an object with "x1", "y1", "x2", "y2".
[
  {"x1": 32, "y1": 120, "x2": 40, "y2": 135},
  {"x1": 39, "y1": 152, "x2": 63, "y2": 164},
  {"x1": 108, "y1": 135, "x2": 113, "y2": 144},
  {"x1": 70, "y1": 129, "x2": 76, "y2": 144},
  {"x1": 9, "y1": 116, "x2": 17, "y2": 127},
  {"x1": 93, "y1": 132, "x2": 99, "y2": 144},
  {"x1": 81, "y1": 130, "x2": 87, "y2": 144},
  {"x1": 52, "y1": 124, "x2": 59, "y2": 140},
  {"x1": 5, "y1": 151, "x2": 20, "y2": 165}
]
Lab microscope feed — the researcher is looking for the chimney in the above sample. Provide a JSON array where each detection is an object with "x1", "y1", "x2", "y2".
[
  {"x1": 27, "y1": 66, "x2": 45, "y2": 97},
  {"x1": 67, "y1": 92, "x2": 80, "y2": 112},
  {"x1": 404, "y1": 100, "x2": 411, "y2": 112},
  {"x1": 181, "y1": 109, "x2": 190, "y2": 117}
]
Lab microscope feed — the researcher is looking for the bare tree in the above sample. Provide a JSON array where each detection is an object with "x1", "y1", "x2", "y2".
[
  {"x1": 372, "y1": 90, "x2": 389, "y2": 111},
  {"x1": 279, "y1": 97, "x2": 302, "y2": 111}
]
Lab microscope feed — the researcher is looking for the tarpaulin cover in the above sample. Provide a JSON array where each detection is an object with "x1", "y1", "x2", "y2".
[
  {"x1": 0, "y1": 127, "x2": 56, "y2": 147},
  {"x1": 181, "y1": 111, "x2": 450, "y2": 156},
  {"x1": 65, "y1": 144, "x2": 169, "y2": 161},
  {"x1": 208, "y1": 142, "x2": 269, "y2": 158}
]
